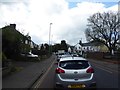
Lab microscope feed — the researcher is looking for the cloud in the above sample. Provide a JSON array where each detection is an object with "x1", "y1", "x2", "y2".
[
  {"x1": 0, "y1": 0, "x2": 118, "y2": 45},
  {"x1": 66, "y1": 0, "x2": 119, "y2": 2},
  {"x1": 107, "y1": 4, "x2": 118, "y2": 12}
]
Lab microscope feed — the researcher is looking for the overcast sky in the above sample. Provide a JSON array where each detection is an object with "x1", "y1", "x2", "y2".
[{"x1": 0, "y1": 0, "x2": 119, "y2": 45}]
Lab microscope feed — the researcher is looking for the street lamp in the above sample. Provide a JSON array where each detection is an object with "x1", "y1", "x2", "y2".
[
  {"x1": 118, "y1": 1, "x2": 120, "y2": 19},
  {"x1": 49, "y1": 23, "x2": 52, "y2": 54}
]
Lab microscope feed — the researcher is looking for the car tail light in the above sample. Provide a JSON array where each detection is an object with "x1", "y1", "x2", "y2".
[
  {"x1": 56, "y1": 68, "x2": 65, "y2": 74},
  {"x1": 86, "y1": 67, "x2": 94, "y2": 73}
]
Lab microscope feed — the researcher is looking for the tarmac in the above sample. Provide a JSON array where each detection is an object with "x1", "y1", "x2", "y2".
[{"x1": 2, "y1": 55, "x2": 55, "y2": 89}]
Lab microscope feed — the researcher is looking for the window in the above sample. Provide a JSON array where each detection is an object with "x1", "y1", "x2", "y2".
[{"x1": 59, "y1": 60, "x2": 89, "y2": 69}]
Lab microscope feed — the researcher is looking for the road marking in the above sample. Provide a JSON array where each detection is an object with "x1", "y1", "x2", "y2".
[
  {"x1": 96, "y1": 63, "x2": 119, "y2": 73},
  {"x1": 90, "y1": 61, "x2": 119, "y2": 73},
  {"x1": 34, "y1": 59, "x2": 55, "y2": 88},
  {"x1": 93, "y1": 64, "x2": 113, "y2": 73}
]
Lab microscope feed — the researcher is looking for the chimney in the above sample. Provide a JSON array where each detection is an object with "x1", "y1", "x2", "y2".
[{"x1": 10, "y1": 24, "x2": 16, "y2": 29}]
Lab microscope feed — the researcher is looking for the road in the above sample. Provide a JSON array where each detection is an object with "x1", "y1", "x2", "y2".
[{"x1": 32, "y1": 56, "x2": 120, "y2": 89}]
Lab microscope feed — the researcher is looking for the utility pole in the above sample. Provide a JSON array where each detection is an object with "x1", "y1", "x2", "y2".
[
  {"x1": 118, "y1": 1, "x2": 120, "y2": 19},
  {"x1": 49, "y1": 23, "x2": 52, "y2": 54}
]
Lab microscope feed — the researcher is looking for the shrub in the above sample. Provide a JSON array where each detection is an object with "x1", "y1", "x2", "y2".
[
  {"x1": 2, "y1": 52, "x2": 7, "y2": 60},
  {"x1": 117, "y1": 48, "x2": 120, "y2": 52}
]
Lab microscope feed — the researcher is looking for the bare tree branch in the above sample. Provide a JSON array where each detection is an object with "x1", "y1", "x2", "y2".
[{"x1": 85, "y1": 12, "x2": 120, "y2": 54}]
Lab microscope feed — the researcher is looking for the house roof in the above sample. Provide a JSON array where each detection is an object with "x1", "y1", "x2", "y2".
[
  {"x1": 1, "y1": 24, "x2": 38, "y2": 46},
  {"x1": 81, "y1": 41, "x2": 103, "y2": 46}
]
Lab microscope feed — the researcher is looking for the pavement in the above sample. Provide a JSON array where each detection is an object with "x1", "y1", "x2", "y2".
[{"x1": 2, "y1": 55, "x2": 56, "y2": 89}]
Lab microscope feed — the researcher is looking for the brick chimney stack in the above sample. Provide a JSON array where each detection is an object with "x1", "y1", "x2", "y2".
[{"x1": 10, "y1": 24, "x2": 16, "y2": 29}]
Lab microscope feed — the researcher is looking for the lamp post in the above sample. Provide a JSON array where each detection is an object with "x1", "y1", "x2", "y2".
[
  {"x1": 49, "y1": 23, "x2": 52, "y2": 54},
  {"x1": 118, "y1": 1, "x2": 120, "y2": 19}
]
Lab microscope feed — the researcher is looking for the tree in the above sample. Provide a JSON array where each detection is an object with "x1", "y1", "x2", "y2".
[
  {"x1": 44, "y1": 43, "x2": 49, "y2": 54},
  {"x1": 44, "y1": 43, "x2": 49, "y2": 51},
  {"x1": 61, "y1": 40, "x2": 68, "y2": 52},
  {"x1": 85, "y1": 12, "x2": 120, "y2": 54},
  {"x1": 52, "y1": 44, "x2": 61, "y2": 52},
  {"x1": 52, "y1": 40, "x2": 68, "y2": 52},
  {"x1": 39, "y1": 44, "x2": 47, "y2": 56},
  {"x1": 40, "y1": 44, "x2": 44, "y2": 50}
]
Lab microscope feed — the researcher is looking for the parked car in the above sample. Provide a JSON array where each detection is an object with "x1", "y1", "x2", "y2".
[
  {"x1": 55, "y1": 57, "x2": 96, "y2": 89},
  {"x1": 21, "y1": 52, "x2": 38, "y2": 58},
  {"x1": 27, "y1": 53, "x2": 38, "y2": 57}
]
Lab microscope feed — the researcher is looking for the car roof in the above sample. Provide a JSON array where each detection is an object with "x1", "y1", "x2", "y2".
[{"x1": 59, "y1": 57, "x2": 87, "y2": 62}]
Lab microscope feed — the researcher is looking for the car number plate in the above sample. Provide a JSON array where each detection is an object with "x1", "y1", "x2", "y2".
[{"x1": 68, "y1": 84, "x2": 86, "y2": 88}]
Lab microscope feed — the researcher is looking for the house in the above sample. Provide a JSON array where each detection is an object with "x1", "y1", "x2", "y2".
[
  {"x1": 79, "y1": 41, "x2": 109, "y2": 54},
  {"x1": 2, "y1": 24, "x2": 39, "y2": 54},
  {"x1": 73, "y1": 44, "x2": 82, "y2": 55}
]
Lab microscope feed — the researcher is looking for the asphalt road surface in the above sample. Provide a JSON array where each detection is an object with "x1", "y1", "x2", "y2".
[{"x1": 32, "y1": 57, "x2": 120, "y2": 89}]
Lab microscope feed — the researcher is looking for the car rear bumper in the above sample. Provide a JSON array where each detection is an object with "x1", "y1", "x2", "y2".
[{"x1": 55, "y1": 76, "x2": 96, "y2": 89}]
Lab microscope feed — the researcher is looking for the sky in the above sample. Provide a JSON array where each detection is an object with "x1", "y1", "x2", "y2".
[{"x1": 0, "y1": 0, "x2": 119, "y2": 45}]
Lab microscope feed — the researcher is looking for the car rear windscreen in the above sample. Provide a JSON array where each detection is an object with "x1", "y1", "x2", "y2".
[{"x1": 59, "y1": 60, "x2": 89, "y2": 69}]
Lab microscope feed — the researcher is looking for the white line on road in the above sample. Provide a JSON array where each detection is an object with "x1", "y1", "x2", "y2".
[
  {"x1": 92, "y1": 63, "x2": 113, "y2": 73},
  {"x1": 90, "y1": 61, "x2": 119, "y2": 73},
  {"x1": 89, "y1": 59, "x2": 119, "y2": 71},
  {"x1": 34, "y1": 60, "x2": 55, "y2": 88}
]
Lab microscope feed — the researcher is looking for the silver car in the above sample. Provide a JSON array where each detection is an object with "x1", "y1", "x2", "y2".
[
  {"x1": 55, "y1": 57, "x2": 96, "y2": 89},
  {"x1": 57, "y1": 54, "x2": 72, "y2": 62}
]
